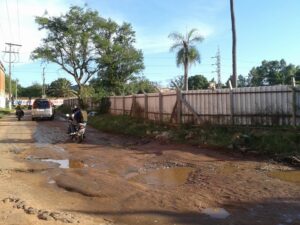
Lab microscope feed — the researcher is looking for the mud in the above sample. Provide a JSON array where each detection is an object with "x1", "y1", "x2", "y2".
[{"x1": 0, "y1": 111, "x2": 299, "y2": 225}]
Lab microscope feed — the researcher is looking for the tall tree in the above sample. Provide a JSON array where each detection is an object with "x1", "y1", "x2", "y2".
[
  {"x1": 19, "y1": 83, "x2": 43, "y2": 98},
  {"x1": 169, "y1": 29, "x2": 204, "y2": 91},
  {"x1": 170, "y1": 74, "x2": 209, "y2": 90},
  {"x1": 124, "y1": 76, "x2": 158, "y2": 95},
  {"x1": 230, "y1": 0, "x2": 237, "y2": 87},
  {"x1": 47, "y1": 78, "x2": 75, "y2": 97},
  {"x1": 32, "y1": 6, "x2": 143, "y2": 105},
  {"x1": 95, "y1": 20, "x2": 144, "y2": 95},
  {"x1": 188, "y1": 74, "x2": 209, "y2": 90},
  {"x1": 31, "y1": 6, "x2": 104, "y2": 106},
  {"x1": 248, "y1": 59, "x2": 299, "y2": 86}
]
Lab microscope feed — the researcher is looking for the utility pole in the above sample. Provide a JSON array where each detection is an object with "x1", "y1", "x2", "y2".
[
  {"x1": 42, "y1": 67, "x2": 45, "y2": 97},
  {"x1": 15, "y1": 79, "x2": 18, "y2": 102},
  {"x1": 3, "y1": 42, "x2": 22, "y2": 109},
  {"x1": 212, "y1": 47, "x2": 221, "y2": 88}
]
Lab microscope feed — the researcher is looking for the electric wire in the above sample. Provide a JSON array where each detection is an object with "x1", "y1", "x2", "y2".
[
  {"x1": 5, "y1": 0, "x2": 14, "y2": 42},
  {"x1": 16, "y1": 0, "x2": 21, "y2": 43}
]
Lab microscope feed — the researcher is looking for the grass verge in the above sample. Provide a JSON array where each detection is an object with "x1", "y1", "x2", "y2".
[
  {"x1": 0, "y1": 109, "x2": 11, "y2": 118},
  {"x1": 89, "y1": 114, "x2": 300, "y2": 162}
]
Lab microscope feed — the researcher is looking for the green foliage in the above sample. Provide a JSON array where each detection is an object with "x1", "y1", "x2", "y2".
[
  {"x1": 32, "y1": 6, "x2": 103, "y2": 87},
  {"x1": 0, "y1": 109, "x2": 11, "y2": 118},
  {"x1": 249, "y1": 59, "x2": 300, "y2": 86},
  {"x1": 124, "y1": 76, "x2": 158, "y2": 94},
  {"x1": 95, "y1": 21, "x2": 144, "y2": 95},
  {"x1": 19, "y1": 83, "x2": 42, "y2": 98},
  {"x1": 47, "y1": 78, "x2": 75, "y2": 97},
  {"x1": 188, "y1": 74, "x2": 209, "y2": 90},
  {"x1": 170, "y1": 74, "x2": 209, "y2": 90},
  {"x1": 88, "y1": 114, "x2": 167, "y2": 137},
  {"x1": 89, "y1": 114, "x2": 300, "y2": 158},
  {"x1": 79, "y1": 85, "x2": 96, "y2": 109},
  {"x1": 5, "y1": 75, "x2": 19, "y2": 96},
  {"x1": 32, "y1": 5, "x2": 144, "y2": 102}
]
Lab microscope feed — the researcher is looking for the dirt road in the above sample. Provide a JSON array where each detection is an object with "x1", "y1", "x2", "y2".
[{"x1": 0, "y1": 111, "x2": 299, "y2": 225}]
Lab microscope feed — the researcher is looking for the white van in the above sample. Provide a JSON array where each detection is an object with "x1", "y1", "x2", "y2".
[{"x1": 31, "y1": 99, "x2": 55, "y2": 121}]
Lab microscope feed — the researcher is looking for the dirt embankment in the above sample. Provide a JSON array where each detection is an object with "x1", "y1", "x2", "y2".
[{"x1": 0, "y1": 111, "x2": 299, "y2": 225}]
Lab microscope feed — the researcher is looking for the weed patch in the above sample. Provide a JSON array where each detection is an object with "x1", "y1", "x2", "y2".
[{"x1": 88, "y1": 114, "x2": 300, "y2": 160}]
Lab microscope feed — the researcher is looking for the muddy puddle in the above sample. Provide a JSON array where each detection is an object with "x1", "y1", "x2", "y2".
[
  {"x1": 41, "y1": 159, "x2": 86, "y2": 169},
  {"x1": 130, "y1": 167, "x2": 193, "y2": 186},
  {"x1": 217, "y1": 163, "x2": 239, "y2": 175},
  {"x1": 268, "y1": 170, "x2": 300, "y2": 184}
]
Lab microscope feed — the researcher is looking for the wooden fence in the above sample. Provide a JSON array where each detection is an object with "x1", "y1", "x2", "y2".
[
  {"x1": 63, "y1": 85, "x2": 300, "y2": 126},
  {"x1": 109, "y1": 85, "x2": 300, "y2": 126}
]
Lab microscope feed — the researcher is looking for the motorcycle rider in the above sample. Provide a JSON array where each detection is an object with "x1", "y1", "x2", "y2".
[
  {"x1": 15, "y1": 103, "x2": 24, "y2": 118},
  {"x1": 69, "y1": 105, "x2": 88, "y2": 135}
]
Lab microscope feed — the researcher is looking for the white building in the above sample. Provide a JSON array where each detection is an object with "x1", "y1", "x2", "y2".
[{"x1": 0, "y1": 61, "x2": 6, "y2": 108}]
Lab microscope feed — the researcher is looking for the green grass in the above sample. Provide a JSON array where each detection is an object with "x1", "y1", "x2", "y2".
[
  {"x1": 88, "y1": 114, "x2": 300, "y2": 159},
  {"x1": 89, "y1": 114, "x2": 168, "y2": 137},
  {"x1": 0, "y1": 109, "x2": 11, "y2": 118}
]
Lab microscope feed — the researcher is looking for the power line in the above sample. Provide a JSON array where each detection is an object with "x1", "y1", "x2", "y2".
[
  {"x1": 5, "y1": 0, "x2": 13, "y2": 42},
  {"x1": 3, "y1": 42, "x2": 22, "y2": 109},
  {"x1": 16, "y1": 0, "x2": 21, "y2": 43}
]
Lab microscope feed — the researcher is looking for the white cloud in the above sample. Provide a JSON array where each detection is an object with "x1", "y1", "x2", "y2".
[
  {"x1": 0, "y1": 0, "x2": 84, "y2": 65},
  {"x1": 135, "y1": 21, "x2": 214, "y2": 54}
]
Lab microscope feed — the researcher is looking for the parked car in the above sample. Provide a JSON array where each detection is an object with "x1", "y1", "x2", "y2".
[{"x1": 31, "y1": 99, "x2": 55, "y2": 121}]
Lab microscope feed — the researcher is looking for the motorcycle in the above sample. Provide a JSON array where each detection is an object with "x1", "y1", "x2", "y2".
[
  {"x1": 66, "y1": 114, "x2": 86, "y2": 143},
  {"x1": 16, "y1": 110, "x2": 24, "y2": 121}
]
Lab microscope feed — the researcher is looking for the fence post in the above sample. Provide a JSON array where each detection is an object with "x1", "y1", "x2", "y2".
[
  {"x1": 176, "y1": 89, "x2": 182, "y2": 124},
  {"x1": 122, "y1": 96, "x2": 125, "y2": 115},
  {"x1": 130, "y1": 95, "x2": 136, "y2": 116},
  {"x1": 159, "y1": 91, "x2": 163, "y2": 123},
  {"x1": 292, "y1": 78, "x2": 297, "y2": 126},
  {"x1": 229, "y1": 81, "x2": 235, "y2": 125},
  {"x1": 144, "y1": 93, "x2": 148, "y2": 119}
]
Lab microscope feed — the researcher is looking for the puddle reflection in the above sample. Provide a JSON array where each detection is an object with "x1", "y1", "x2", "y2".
[
  {"x1": 130, "y1": 167, "x2": 193, "y2": 186},
  {"x1": 202, "y1": 208, "x2": 230, "y2": 219},
  {"x1": 41, "y1": 159, "x2": 86, "y2": 169},
  {"x1": 269, "y1": 170, "x2": 300, "y2": 184}
]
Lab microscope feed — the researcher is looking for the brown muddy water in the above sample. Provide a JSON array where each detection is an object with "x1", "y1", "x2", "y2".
[
  {"x1": 41, "y1": 159, "x2": 86, "y2": 169},
  {"x1": 269, "y1": 170, "x2": 300, "y2": 184},
  {"x1": 130, "y1": 167, "x2": 194, "y2": 186}
]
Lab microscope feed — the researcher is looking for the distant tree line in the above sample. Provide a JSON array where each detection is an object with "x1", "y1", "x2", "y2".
[{"x1": 235, "y1": 59, "x2": 300, "y2": 87}]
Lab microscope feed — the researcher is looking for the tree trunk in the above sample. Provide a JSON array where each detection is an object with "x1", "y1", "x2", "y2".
[
  {"x1": 230, "y1": 0, "x2": 237, "y2": 88},
  {"x1": 183, "y1": 62, "x2": 188, "y2": 91},
  {"x1": 77, "y1": 84, "x2": 84, "y2": 109},
  {"x1": 183, "y1": 42, "x2": 189, "y2": 91}
]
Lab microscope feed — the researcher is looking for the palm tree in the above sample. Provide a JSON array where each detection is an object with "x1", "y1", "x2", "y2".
[
  {"x1": 230, "y1": 0, "x2": 237, "y2": 87},
  {"x1": 169, "y1": 29, "x2": 204, "y2": 91}
]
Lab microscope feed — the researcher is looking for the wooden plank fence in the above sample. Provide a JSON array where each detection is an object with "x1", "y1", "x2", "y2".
[{"x1": 63, "y1": 85, "x2": 300, "y2": 126}]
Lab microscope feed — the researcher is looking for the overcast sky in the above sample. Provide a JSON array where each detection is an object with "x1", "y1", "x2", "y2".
[{"x1": 0, "y1": 0, "x2": 299, "y2": 87}]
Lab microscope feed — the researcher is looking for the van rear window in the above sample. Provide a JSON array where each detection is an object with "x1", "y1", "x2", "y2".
[{"x1": 33, "y1": 101, "x2": 50, "y2": 109}]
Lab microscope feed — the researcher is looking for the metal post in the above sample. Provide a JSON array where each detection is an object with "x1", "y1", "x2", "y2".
[
  {"x1": 3, "y1": 43, "x2": 22, "y2": 109},
  {"x1": 176, "y1": 89, "x2": 182, "y2": 124},
  {"x1": 229, "y1": 80, "x2": 234, "y2": 125},
  {"x1": 15, "y1": 79, "x2": 18, "y2": 103}
]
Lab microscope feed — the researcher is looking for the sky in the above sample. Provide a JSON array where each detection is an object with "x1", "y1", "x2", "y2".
[{"x1": 0, "y1": 0, "x2": 299, "y2": 87}]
